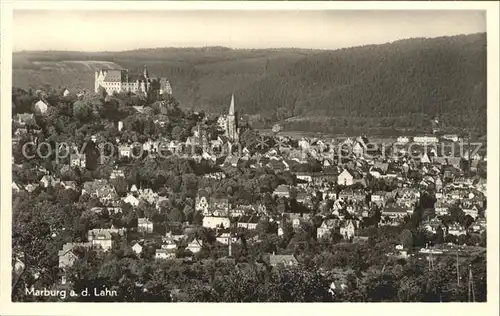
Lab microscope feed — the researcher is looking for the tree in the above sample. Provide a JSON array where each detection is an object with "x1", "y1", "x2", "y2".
[
  {"x1": 400, "y1": 229, "x2": 413, "y2": 250},
  {"x1": 167, "y1": 208, "x2": 185, "y2": 223},
  {"x1": 73, "y1": 100, "x2": 93, "y2": 122}
]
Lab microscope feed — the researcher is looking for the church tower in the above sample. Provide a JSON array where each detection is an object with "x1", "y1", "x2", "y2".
[
  {"x1": 225, "y1": 93, "x2": 239, "y2": 142},
  {"x1": 142, "y1": 65, "x2": 149, "y2": 94}
]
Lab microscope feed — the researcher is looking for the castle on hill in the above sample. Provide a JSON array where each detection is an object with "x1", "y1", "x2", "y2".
[{"x1": 94, "y1": 65, "x2": 172, "y2": 97}]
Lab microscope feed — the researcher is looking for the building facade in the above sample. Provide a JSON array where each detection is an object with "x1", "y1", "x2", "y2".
[{"x1": 94, "y1": 65, "x2": 172, "y2": 97}]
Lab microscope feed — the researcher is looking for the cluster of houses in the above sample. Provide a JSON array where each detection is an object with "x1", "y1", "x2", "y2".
[
  {"x1": 14, "y1": 130, "x2": 487, "y2": 273},
  {"x1": 12, "y1": 87, "x2": 487, "y2": 292}
]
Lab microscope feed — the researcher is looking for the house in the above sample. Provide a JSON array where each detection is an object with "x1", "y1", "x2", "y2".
[
  {"x1": 397, "y1": 136, "x2": 410, "y2": 144},
  {"x1": 34, "y1": 100, "x2": 49, "y2": 114},
  {"x1": 15, "y1": 113, "x2": 35, "y2": 126},
  {"x1": 82, "y1": 180, "x2": 118, "y2": 203},
  {"x1": 119, "y1": 145, "x2": 132, "y2": 158},
  {"x1": 295, "y1": 172, "x2": 313, "y2": 183},
  {"x1": 110, "y1": 168, "x2": 125, "y2": 179},
  {"x1": 195, "y1": 194, "x2": 210, "y2": 215},
  {"x1": 413, "y1": 136, "x2": 439, "y2": 144},
  {"x1": 216, "y1": 232, "x2": 238, "y2": 245},
  {"x1": 143, "y1": 139, "x2": 160, "y2": 153},
  {"x1": 434, "y1": 201, "x2": 450, "y2": 216},
  {"x1": 422, "y1": 217, "x2": 444, "y2": 234},
  {"x1": 59, "y1": 181, "x2": 77, "y2": 191},
  {"x1": 24, "y1": 183, "x2": 39, "y2": 193},
  {"x1": 289, "y1": 217, "x2": 301, "y2": 230},
  {"x1": 447, "y1": 223, "x2": 466, "y2": 236},
  {"x1": 40, "y1": 175, "x2": 58, "y2": 188},
  {"x1": 352, "y1": 136, "x2": 370, "y2": 157},
  {"x1": 381, "y1": 205, "x2": 407, "y2": 219},
  {"x1": 58, "y1": 242, "x2": 92, "y2": 281},
  {"x1": 123, "y1": 193, "x2": 140, "y2": 207},
  {"x1": 370, "y1": 191, "x2": 386, "y2": 205},
  {"x1": 370, "y1": 163, "x2": 389, "y2": 178},
  {"x1": 187, "y1": 239, "x2": 202, "y2": 253},
  {"x1": 317, "y1": 219, "x2": 338, "y2": 239},
  {"x1": 470, "y1": 217, "x2": 486, "y2": 233},
  {"x1": 155, "y1": 248, "x2": 176, "y2": 260},
  {"x1": 442, "y1": 134, "x2": 459, "y2": 142},
  {"x1": 12, "y1": 182, "x2": 22, "y2": 192},
  {"x1": 269, "y1": 254, "x2": 298, "y2": 267},
  {"x1": 70, "y1": 152, "x2": 86, "y2": 168},
  {"x1": 132, "y1": 243, "x2": 143, "y2": 255},
  {"x1": 138, "y1": 218, "x2": 154, "y2": 234},
  {"x1": 138, "y1": 188, "x2": 158, "y2": 204},
  {"x1": 210, "y1": 197, "x2": 230, "y2": 216},
  {"x1": 87, "y1": 229, "x2": 115, "y2": 251},
  {"x1": 58, "y1": 242, "x2": 91, "y2": 269},
  {"x1": 202, "y1": 216, "x2": 231, "y2": 229},
  {"x1": 462, "y1": 204, "x2": 479, "y2": 219},
  {"x1": 273, "y1": 184, "x2": 290, "y2": 198},
  {"x1": 420, "y1": 152, "x2": 431, "y2": 164},
  {"x1": 236, "y1": 215, "x2": 259, "y2": 230},
  {"x1": 339, "y1": 220, "x2": 357, "y2": 240},
  {"x1": 337, "y1": 169, "x2": 365, "y2": 187},
  {"x1": 296, "y1": 192, "x2": 312, "y2": 206}
]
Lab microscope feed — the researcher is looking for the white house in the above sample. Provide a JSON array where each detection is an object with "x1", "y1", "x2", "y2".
[
  {"x1": 34, "y1": 100, "x2": 49, "y2": 114},
  {"x1": 413, "y1": 136, "x2": 439, "y2": 144},
  {"x1": 340, "y1": 221, "x2": 356, "y2": 239},
  {"x1": 216, "y1": 233, "x2": 238, "y2": 245},
  {"x1": 195, "y1": 195, "x2": 210, "y2": 215},
  {"x1": 396, "y1": 136, "x2": 410, "y2": 144},
  {"x1": 187, "y1": 239, "x2": 202, "y2": 253},
  {"x1": 12, "y1": 182, "x2": 22, "y2": 192},
  {"x1": 337, "y1": 169, "x2": 364, "y2": 187},
  {"x1": 447, "y1": 223, "x2": 466, "y2": 236},
  {"x1": 132, "y1": 243, "x2": 143, "y2": 255},
  {"x1": 202, "y1": 216, "x2": 231, "y2": 229},
  {"x1": 123, "y1": 193, "x2": 140, "y2": 207},
  {"x1": 138, "y1": 218, "x2": 154, "y2": 234}
]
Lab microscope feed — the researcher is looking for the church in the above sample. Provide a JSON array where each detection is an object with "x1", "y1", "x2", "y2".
[
  {"x1": 94, "y1": 65, "x2": 172, "y2": 97},
  {"x1": 217, "y1": 94, "x2": 239, "y2": 142}
]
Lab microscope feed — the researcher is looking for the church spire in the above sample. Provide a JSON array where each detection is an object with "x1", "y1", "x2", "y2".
[
  {"x1": 229, "y1": 93, "x2": 235, "y2": 116},
  {"x1": 143, "y1": 65, "x2": 148, "y2": 78}
]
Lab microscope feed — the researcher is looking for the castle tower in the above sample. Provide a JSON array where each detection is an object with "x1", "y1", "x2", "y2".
[
  {"x1": 95, "y1": 69, "x2": 106, "y2": 93},
  {"x1": 225, "y1": 93, "x2": 239, "y2": 142}
]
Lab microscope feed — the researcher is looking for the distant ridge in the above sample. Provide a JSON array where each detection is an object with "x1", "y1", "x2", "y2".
[{"x1": 13, "y1": 33, "x2": 486, "y2": 135}]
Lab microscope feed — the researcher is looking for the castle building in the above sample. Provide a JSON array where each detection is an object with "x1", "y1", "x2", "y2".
[
  {"x1": 94, "y1": 65, "x2": 172, "y2": 97},
  {"x1": 217, "y1": 94, "x2": 239, "y2": 142}
]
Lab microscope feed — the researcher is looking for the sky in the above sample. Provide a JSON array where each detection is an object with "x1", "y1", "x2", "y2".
[{"x1": 13, "y1": 10, "x2": 486, "y2": 52}]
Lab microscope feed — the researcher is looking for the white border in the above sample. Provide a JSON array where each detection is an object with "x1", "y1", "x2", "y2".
[{"x1": 1, "y1": 1, "x2": 499, "y2": 316}]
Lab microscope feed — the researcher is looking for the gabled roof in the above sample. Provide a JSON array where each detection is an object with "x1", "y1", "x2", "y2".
[{"x1": 269, "y1": 254, "x2": 298, "y2": 266}]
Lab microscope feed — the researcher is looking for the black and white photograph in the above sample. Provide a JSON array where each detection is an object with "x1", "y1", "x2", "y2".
[{"x1": 0, "y1": 1, "x2": 499, "y2": 312}]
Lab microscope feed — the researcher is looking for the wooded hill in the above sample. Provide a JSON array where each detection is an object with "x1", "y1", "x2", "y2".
[{"x1": 13, "y1": 33, "x2": 486, "y2": 135}]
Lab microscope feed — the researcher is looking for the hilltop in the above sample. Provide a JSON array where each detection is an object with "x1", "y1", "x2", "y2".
[{"x1": 13, "y1": 33, "x2": 487, "y2": 135}]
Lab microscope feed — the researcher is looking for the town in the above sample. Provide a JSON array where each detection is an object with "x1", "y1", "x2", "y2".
[{"x1": 11, "y1": 65, "x2": 487, "y2": 302}]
